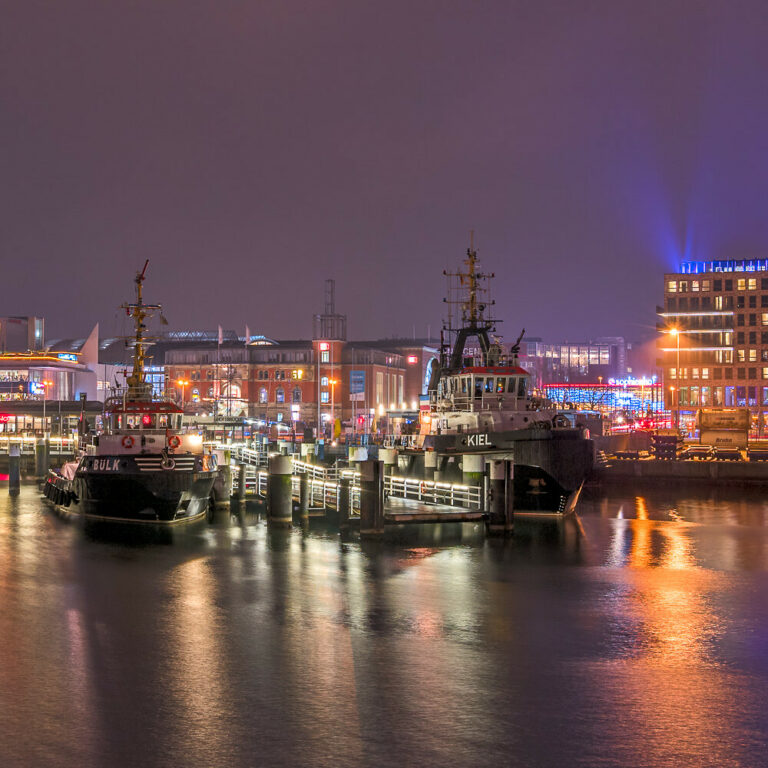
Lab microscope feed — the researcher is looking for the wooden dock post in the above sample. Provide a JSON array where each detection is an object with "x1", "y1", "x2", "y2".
[
  {"x1": 8, "y1": 443, "x2": 20, "y2": 496},
  {"x1": 487, "y1": 459, "x2": 514, "y2": 536},
  {"x1": 360, "y1": 460, "x2": 384, "y2": 537},
  {"x1": 267, "y1": 455, "x2": 293, "y2": 527},
  {"x1": 237, "y1": 464, "x2": 247, "y2": 501}
]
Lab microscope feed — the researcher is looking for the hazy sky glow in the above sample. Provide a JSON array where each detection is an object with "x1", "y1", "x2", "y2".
[{"x1": 3, "y1": 1, "x2": 768, "y2": 344}]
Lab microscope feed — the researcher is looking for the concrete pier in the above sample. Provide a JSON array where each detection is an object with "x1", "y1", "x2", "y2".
[
  {"x1": 267, "y1": 455, "x2": 293, "y2": 526},
  {"x1": 8, "y1": 444, "x2": 20, "y2": 496},
  {"x1": 487, "y1": 459, "x2": 514, "y2": 536},
  {"x1": 360, "y1": 460, "x2": 385, "y2": 537}
]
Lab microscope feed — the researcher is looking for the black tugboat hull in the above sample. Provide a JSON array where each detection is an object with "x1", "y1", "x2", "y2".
[
  {"x1": 70, "y1": 472, "x2": 216, "y2": 524},
  {"x1": 423, "y1": 427, "x2": 593, "y2": 514},
  {"x1": 46, "y1": 456, "x2": 217, "y2": 525}
]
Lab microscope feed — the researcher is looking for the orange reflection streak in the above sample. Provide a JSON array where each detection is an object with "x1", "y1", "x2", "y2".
[
  {"x1": 604, "y1": 513, "x2": 742, "y2": 766},
  {"x1": 162, "y1": 556, "x2": 233, "y2": 764}
]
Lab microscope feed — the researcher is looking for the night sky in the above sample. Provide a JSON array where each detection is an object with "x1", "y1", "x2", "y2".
[{"x1": 3, "y1": 1, "x2": 768, "y2": 345}]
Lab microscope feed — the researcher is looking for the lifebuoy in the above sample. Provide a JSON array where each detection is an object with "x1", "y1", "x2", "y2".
[
  {"x1": 168, "y1": 435, "x2": 181, "y2": 450},
  {"x1": 122, "y1": 435, "x2": 135, "y2": 449}
]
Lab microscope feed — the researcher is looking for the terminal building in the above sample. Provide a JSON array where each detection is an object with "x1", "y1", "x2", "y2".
[{"x1": 659, "y1": 258, "x2": 768, "y2": 434}]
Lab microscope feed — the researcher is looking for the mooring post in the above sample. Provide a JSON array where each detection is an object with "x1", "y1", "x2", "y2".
[
  {"x1": 378, "y1": 448, "x2": 397, "y2": 476},
  {"x1": 8, "y1": 443, "x2": 20, "y2": 496},
  {"x1": 267, "y1": 454, "x2": 293, "y2": 527},
  {"x1": 237, "y1": 464, "x2": 247, "y2": 501},
  {"x1": 462, "y1": 453, "x2": 484, "y2": 487},
  {"x1": 295, "y1": 471, "x2": 310, "y2": 523},
  {"x1": 424, "y1": 450, "x2": 437, "y2": 480},
  {"x1": 35, "y1": 438, "x2": 49, "y2": 482},
  {"x1": 486, "y1": 459, "x2": 514, "y2": 536},
  {"x1": 338, "y1": 475, "x2": 351, "y2": 530},
  {"x1": 360, "y1": 459, "x2": 384, "y2": 537}
]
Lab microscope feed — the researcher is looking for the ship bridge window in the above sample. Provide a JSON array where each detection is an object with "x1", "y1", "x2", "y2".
[
  {"x1": 496, "y1": 378, "x2": 506, "y2": 393},
  {"x1": 461, "y1": 376, "x2": 468, "y2": 394},
  {"x1": 474, "y1": 377, "x2": 483, "y2": 398},
  {"x1": 518, "y1": 378, "x2": 526, "y2": 397},
  {"x1": 484, "y1": 377, "x2": 494, "y2": 393}
]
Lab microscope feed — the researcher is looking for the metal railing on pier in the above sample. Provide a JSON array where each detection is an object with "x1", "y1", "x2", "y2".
[{"x1": 231, "y1": 462, "x2": 482, "y2": 513}]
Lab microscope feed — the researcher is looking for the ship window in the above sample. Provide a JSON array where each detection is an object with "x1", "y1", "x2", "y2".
[
  {"x1": 474, "y1": 377, "x2": 483, "y2": 398},
  {"x1": 496, "y1": 378, "x2": 506, "y2": 393},
  {"x1": 157, "y1": 415, "x2": 168, "y2": 428},
  {"x1": 484, "y1": 377, "x2": 494, "y2": 393},
  {"x1": 518, "y1": 378, "x2": 526, "y2": 397},
  {"x1": 461, "y1": 377, "x2": 467, "y2": 394}
]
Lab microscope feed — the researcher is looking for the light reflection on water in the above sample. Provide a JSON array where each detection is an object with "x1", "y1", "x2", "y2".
[{"x1": 0, "y1": 484, "x2": 766, "y2": 767}]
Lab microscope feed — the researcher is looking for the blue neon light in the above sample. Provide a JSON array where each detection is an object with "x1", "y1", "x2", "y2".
[
  {"x1": 679, "y1": 259, "x2": 768, "y2": 274},
  {"x1": 57, "y1": 353, "x2": 78, "y2": 362}
]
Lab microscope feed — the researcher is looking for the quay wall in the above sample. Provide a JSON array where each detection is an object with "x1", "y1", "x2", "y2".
[{"x1": 597, "y1": 459, "x2": 768, "y2": 484}]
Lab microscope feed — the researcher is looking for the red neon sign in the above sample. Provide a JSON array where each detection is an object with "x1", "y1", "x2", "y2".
[
  {"x1": 407, "y1": 355, "x2": 418, "y2": 364},
  {"x1": 0, "y1": 414, "x2": 10, "y2": 424},
  {"x1": 319, "y1": 342, "x2": 330, "y2": 351}
]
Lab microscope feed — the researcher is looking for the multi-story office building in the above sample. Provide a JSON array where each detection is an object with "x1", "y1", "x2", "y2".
[
  {"x1": 659, "y1": 258, "x2": 768, "y2": 432},
  {"x1": 519, "y1": 337, "x2": 629, "y2": 387}
]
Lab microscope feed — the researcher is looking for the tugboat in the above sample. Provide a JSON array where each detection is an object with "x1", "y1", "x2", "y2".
[
  {"x1": 423, "y1": 237, "x2": 593, "y2": 514},
  {"x1": 44, "y1": 261, "x2": 218, "y2": 524}
]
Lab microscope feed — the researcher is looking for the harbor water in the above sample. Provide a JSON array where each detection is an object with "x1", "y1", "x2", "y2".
[{"x1": 1, "y1": 483, "x2": 767, "y2": 767}]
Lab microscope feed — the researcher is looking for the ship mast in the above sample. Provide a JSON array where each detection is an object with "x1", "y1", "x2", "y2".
[
  {"x1": 441, "y1": 232, "x2": 498, "y2": 370},
  {"x1": 122, "y1": 260, "x2": 162, "y2": 399}
]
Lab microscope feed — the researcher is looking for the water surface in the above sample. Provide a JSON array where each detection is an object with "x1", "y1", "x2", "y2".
[{"x1": 0, "y1": 483, "x2": 767, "y2": 767}]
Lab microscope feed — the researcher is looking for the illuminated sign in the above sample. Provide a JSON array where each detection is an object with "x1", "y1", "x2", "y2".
[
  {"x1": 407, "y1": 355, "x2": 418, "y2": 364},
  {"x1": 57, "y1": 353, "x2": 78, "y2": 362},
  {"x1": 607, "y1": 376, "x2": 657, "y2": 387},
  {"x1": 319, "y1": 342, "x2": 330, "y2": 351},
  {"x1": 0, "y1": 414, "x2": 9, "y2": 423}
]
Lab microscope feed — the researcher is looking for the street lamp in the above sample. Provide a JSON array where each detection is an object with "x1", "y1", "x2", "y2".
[
  {"x1": 177, "y1": 379, "x2": 190, "y2": 407},
  {"x1": 41, "y1": 380, "x2": 53, "y2": 437},
  {"x1": 668, "y1": 328, "x2": 681, "y2": 430}
]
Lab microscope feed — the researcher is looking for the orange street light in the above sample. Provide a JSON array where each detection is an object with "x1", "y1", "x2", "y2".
[{"x1": 177, "y1": 379, "x2": 190, "y2": 404}]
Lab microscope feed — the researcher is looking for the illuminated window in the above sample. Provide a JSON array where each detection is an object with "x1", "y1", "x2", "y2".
[
  {"x1": 276, "y1": 388, "x2": 285, "y2": 403},
  {"x1": 715, "y1": 296, "x2": 723, "y2": 309},
  {"x1": 321, "y1": 377, "x2": 328, "y2": 386},
  {"x1": 762, "y1": 368, "x2": 768, "y2": 379},
  {"x1": 738, "y1": 278, "x2": 746, "y2": 291},
  {"x1": 692, "y1": 368, "x2": 699, "y2": 379},
  {"x1": 702, "y1": 280, "x2": 711, "y2": 291},
  {"x1": 320, "y1": 351, "x2": 329, "y2": 363},
  {"x1": 762, "y1": 314, "x2": 768, "y2": 326},
  {"x1": 738, "y1": 350, "x2": 746, "y2": 362},
  {"x1": 667, "y1": 280, "x2": 677, "y2": 293},
  {"x1": 750, "y1": 349, "x2": 757, "y2": 362},
  {"x1": 292, "y1": 387, "x2": 301, "y2": 403},
  {"x1": 670, "y1": 368, "x2": 677, "y2": 380},
  {"x1": 749, "y1": 278, "x2": 757, "y2": 290},
  {"x1": 691, "y1": 280, "x2": 700, "y2": 292},
  {"x1": 320, "y1": 391, "x2": 329, "y2": 403},
  {"x1": 679, "y1": 281, "x2": 688, "y2": 293},
  {"x1": 259, "y1": 388, "x2": 268, "y2": 403},
  {"x1": 702, "y1": 368, "x2": 710, "y2": 379}
]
